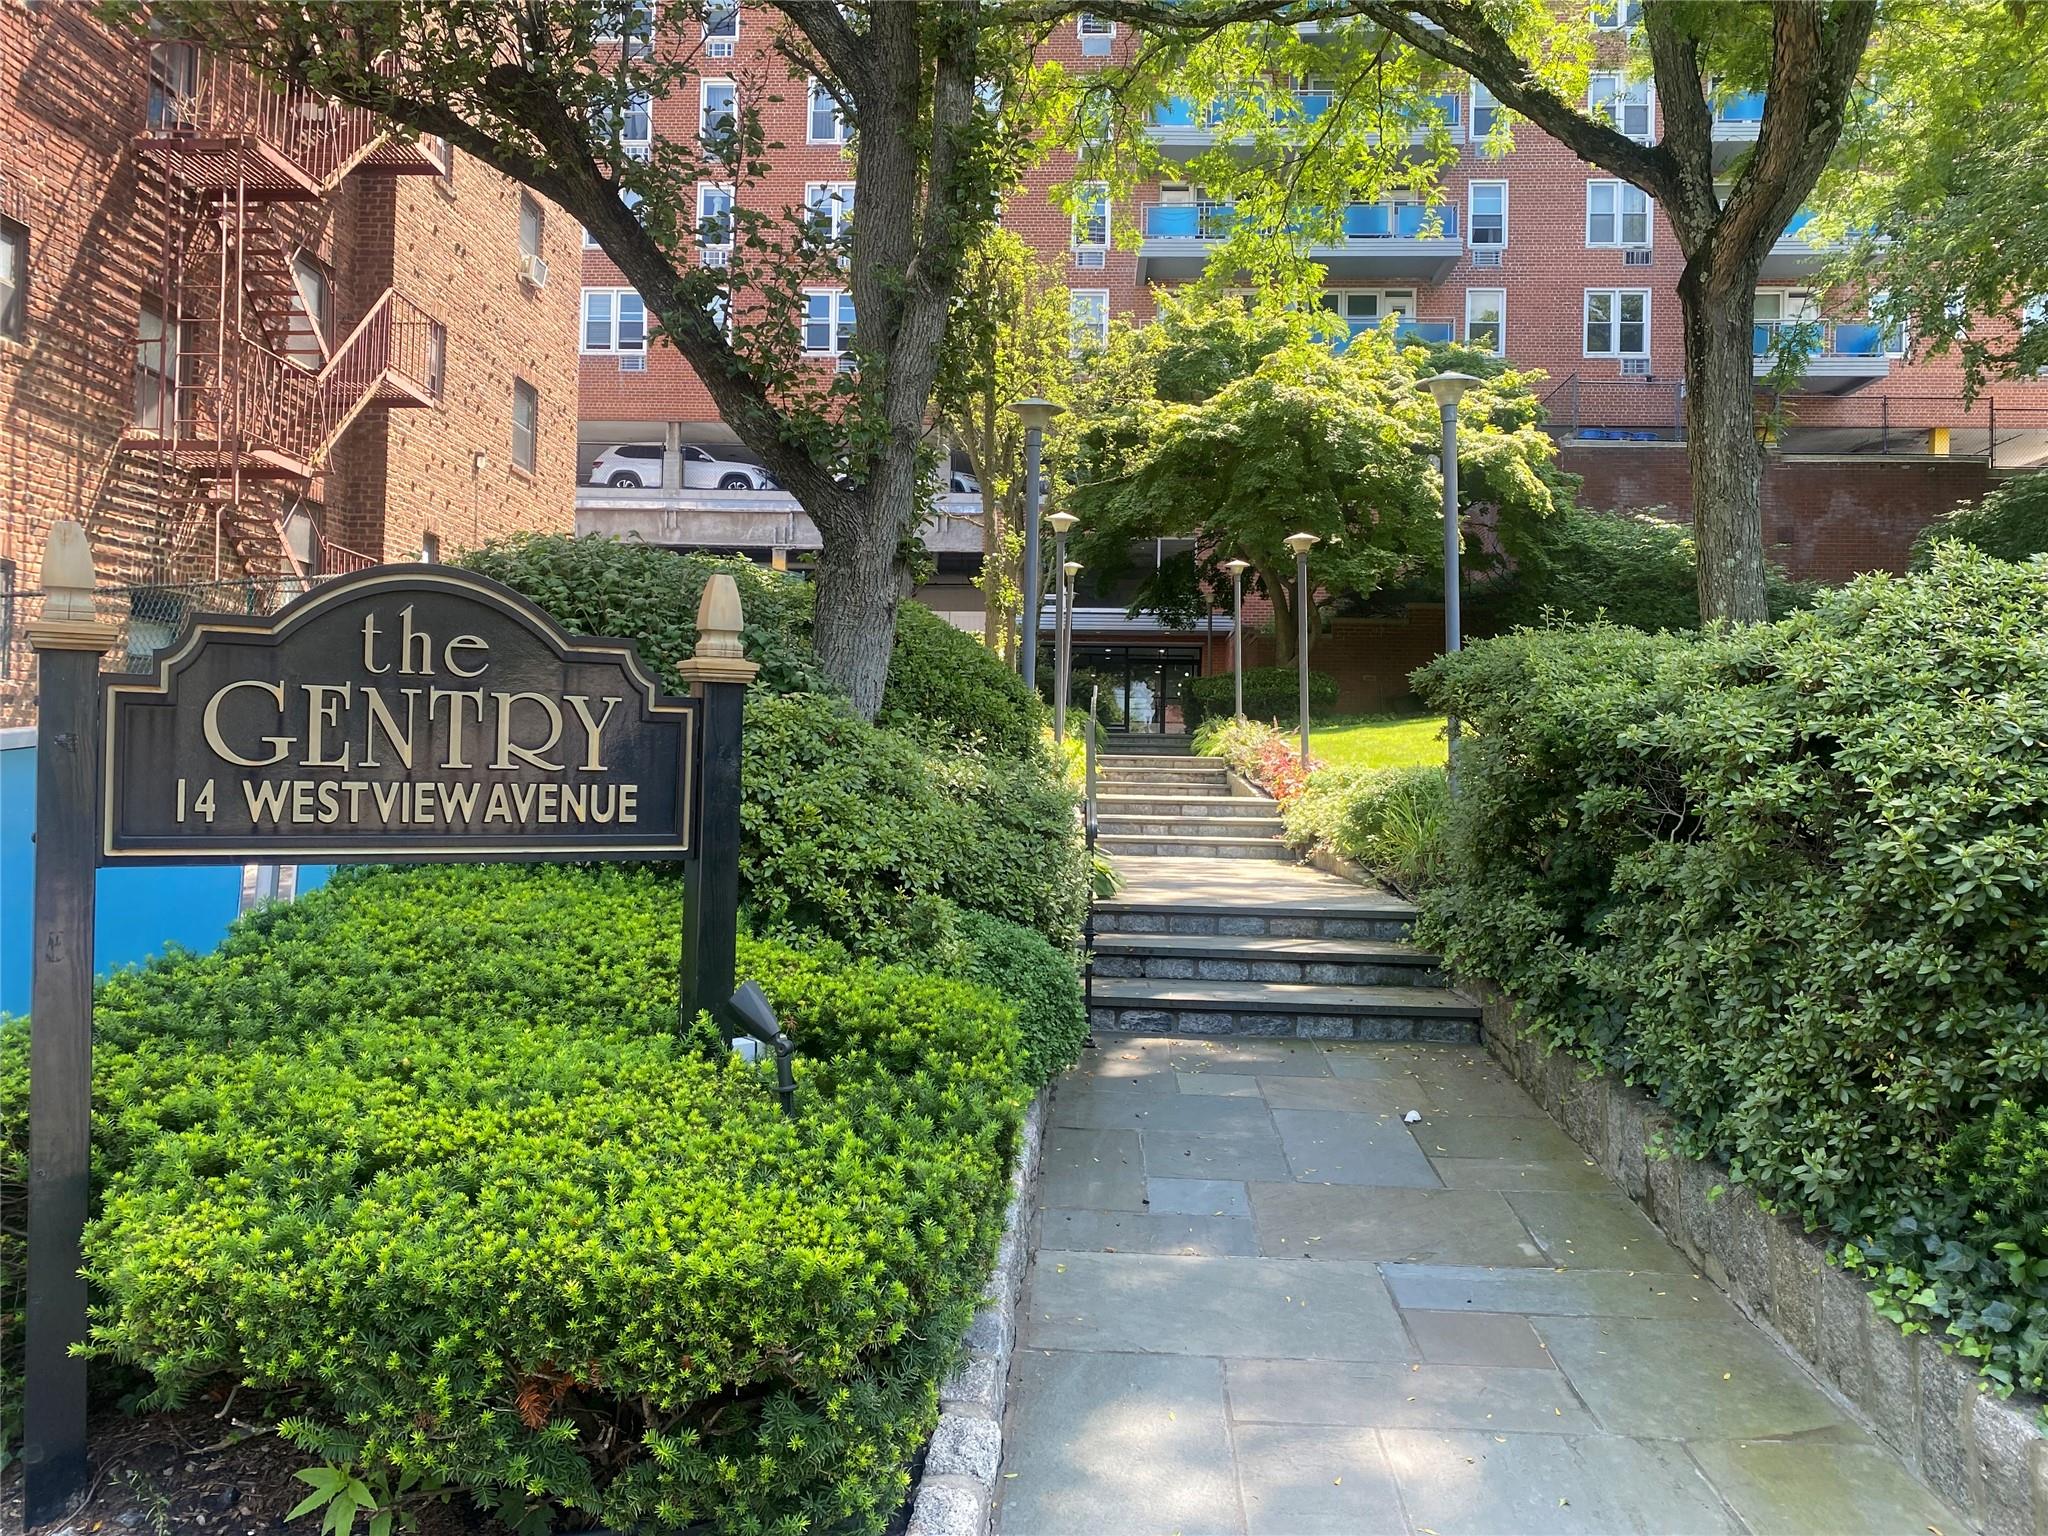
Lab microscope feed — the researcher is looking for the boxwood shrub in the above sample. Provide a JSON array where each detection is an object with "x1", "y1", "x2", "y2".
[
  {"x1": 1413, "y1": 546, "x2": 2048, "y2": 1401},
  {"x1": 881, "y1": 601, "x2": 1046, "y2": 756},
  {"x1": 956, "y1": 910, "x2": 1086, "y2": 1088},
  {"x1": 1, "y1": 863, "x2": 1024, "y2": 1530},
  {"x1": 1185, "y1": 666, "x2": 1337, "y2": 728}
]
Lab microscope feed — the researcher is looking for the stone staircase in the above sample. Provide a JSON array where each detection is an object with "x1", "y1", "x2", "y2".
[{"x1": 1087, "y1": 744, "x2": 1479, "y2": 1043}]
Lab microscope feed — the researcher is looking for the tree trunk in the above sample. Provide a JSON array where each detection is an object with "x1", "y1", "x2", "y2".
[
  {"x1": 812, "y1": 499, "x2": 904, "y2": 720},
  {"x1": 1679, "y1": 266, "x2": 1772, "y2": 625}
]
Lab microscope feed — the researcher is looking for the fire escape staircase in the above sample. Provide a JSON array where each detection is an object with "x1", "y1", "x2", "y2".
[{"x1": 125, "y1": 50, "x2": 445, "y2": 583}]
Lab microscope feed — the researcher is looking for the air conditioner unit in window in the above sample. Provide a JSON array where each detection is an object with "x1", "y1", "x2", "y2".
[
  {"x1": 518, "y1": 252, "x2": 549, "y2": 289},
  {"x1": 1471, "y1": 247, "x2": 1503, "y2": 268},
  {"x1": 619, "y1": 352, "x2": 646, "y2": 372},
  {"x1": 1620, "y1": 357, "x2": 1651, "y2": 377},
  {"x1": 707, "y1": 38, "x2": 735, "y2": 57},
  {"x1": 701, "y1": 247, "x2": 730, "y2": 268},
  {"x1": 1074, "y1": 247, "x2": 1106, "y2": 269},
  {"x1": 1623, "y1": 247, "x2": 1653, "y2": 266},
  {"x1": 835, "y1": 354, "x2": 858, "y2": 374}
]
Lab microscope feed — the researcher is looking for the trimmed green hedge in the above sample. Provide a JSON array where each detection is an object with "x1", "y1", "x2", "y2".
[
  {"x1": 881, "y1": 601, "x2": 1046, "y2": 755},
  {"x1": 740, "y1": 693, "x2": 1086, "y2": 963},
  {"x1": 957, "y1": 910, "x2": 1086, "y2": 1089},
  {"x1": 1186, "y1": 666, "x2": 1337, "y2": 728},
  {"x1": 2, "y1": 864, "x2": 1025, "y2": 1530},
  {"x1": 1413, "y1": 546, "x2": 2048, "y2": 1402}
]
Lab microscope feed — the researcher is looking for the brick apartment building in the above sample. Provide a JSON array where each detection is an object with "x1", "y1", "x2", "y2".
[
  {"x1": 569, "y1": 7, "x2": 2048, "y2": 724},
  {"x1": 0, "y1": 5, "x2": 580, "y2": 726}
]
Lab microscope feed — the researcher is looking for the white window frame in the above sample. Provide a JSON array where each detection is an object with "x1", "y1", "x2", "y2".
[
  {"x1": 805, "y1": 182, "x2": 856, "y2": 241},
  {"x1": 596, "y1": 2, "x2": 654, "y2": 54},
  {"x1": 511, "y1": 378, "x2": 539, "y2": 473},
  {"x1": 696, "y1": 182, "x2": 734, "y2": 252},
  {"x1": 704, "y1": 2, "x2": 739, "y2": 40},
  {"x1": 0, "y1": 216, "x2": 23, "y2": 342},
  {"x1": 1470, "y1": 80, "x2": 1499, "y2": 142},
  {"x1": 1467, "y1": 180, "x2": 1507, "y2": 247},
  {"x1": 1590, "y1": 0, "x2": 1643, "y2": 31},
  {"x1": 1465, "y1": 287, "x2": 1505, "y2": 355},
  {"x1": 1078, "y1": 12, "x2": 1114, "y2": 37},
  {"x1": 617, "y1": 92, "x2": 653, "y2": 158},
  {"x1": 580, "y1": 286, "x2": 647, "y2": 354},
  {"x1": 808, "y1": 79, "x2": 850, "y2": 144},
  {"x1": 803, "y1": 288, "x2": 857, "y2": 354},
  {"x1": 1584, "y1": 288, "x2": 1651, "y2": 357},
  {"x1": 700, "y1": 79, "x2": 736, "y2": 143},
  {"x1": 1070, "y1": 288, "x2": 1110, "y2": 353},
  {"x1": 1073, "y1": 181, "x2": 1109, "y2": 250},
  {"x1": 1588, "y1": 72, "x2": 1653, "y2": 142},
  {"x1": 1586, "y1": 180, "x2": 1651, "y2": 247},
  {"x1": 584, "y1": 188, "x2": 644, "y2": 249}
]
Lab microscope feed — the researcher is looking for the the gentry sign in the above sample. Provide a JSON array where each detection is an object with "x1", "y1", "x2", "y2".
[
  {"x1": 101, "y1": 567, "x2": 695, "y2": 861},
  {"x1": 22, "y1": 529, "x2": 758, "y2": 1524}
]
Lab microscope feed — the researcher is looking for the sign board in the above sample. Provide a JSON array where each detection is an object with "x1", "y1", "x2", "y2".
[
  {"x1": 21, "y1": 537, "x2": 757, "y2": 1525},
  {"x1": 101, "y1": 567, "x2": 695, "y2": 861}
]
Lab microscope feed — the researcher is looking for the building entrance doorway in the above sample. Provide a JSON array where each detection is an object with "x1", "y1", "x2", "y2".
[{"x1": 1068, "y1": 643, "x2": 1204, "y2": 735}]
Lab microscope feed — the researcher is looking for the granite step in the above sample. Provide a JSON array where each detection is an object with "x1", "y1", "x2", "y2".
[
  {"x1": 1096, "y1": 833, "x2": 1293, "y2": 860},
  {"x1": 1094, "y1": 902, "x2": 1416, "y2": 943},
  {"x1": 1090, "y1": 931, "x2": 1446, "y2": 987},
  {"x1": 1097, "y1": 814, "x2": 1287, "y2": 840},
  {"x1": 1097, "y1": 794, "x2": 1279, "y2": 819},
  {"x1": 1087, "y1": 976, "x2": 1480, "y2": 1043}
]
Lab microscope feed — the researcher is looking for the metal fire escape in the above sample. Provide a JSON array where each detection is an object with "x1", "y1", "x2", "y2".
[{"x1": 124, "y1": 45, "x2": 446, "y2": 584}]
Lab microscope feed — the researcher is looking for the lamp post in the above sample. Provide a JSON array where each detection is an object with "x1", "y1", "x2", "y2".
[
  {"x1": 1421, "y1": 371, "x2": 1478, "y2": 789},
  {"x1": 1223, "y1": 558, "x2": 1250, "y2": 720},
  {"x1": 1048, "y1": 511, "x2": 1078, "y2": 739},
  {"x1": 1012, "y1": 398, "x2": 1064, "y2": 687},
  {"x1": 1283, "y1": 532, "x2": 1320, "y2": 770},
  {"x1": 1060, "y1": 558, "x2": 1083, "y2": 742}
]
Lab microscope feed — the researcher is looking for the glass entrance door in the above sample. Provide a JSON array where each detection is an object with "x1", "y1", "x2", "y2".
[{"x1": 1069, "y1": 644, "x2": 1204, "y2": 734}]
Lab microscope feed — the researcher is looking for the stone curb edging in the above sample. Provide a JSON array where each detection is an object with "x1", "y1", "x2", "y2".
[
  {"x1": 1473, "y1": 983, "x2": 2048, "y2": 1536},
  {"x1": 905, "y1": 1085, "x2": 1048, "y2": 1536}
]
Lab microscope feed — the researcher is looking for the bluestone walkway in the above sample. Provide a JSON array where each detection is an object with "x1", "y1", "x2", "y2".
[{"x1": 992, "y1": 1035, "x2": 1973, "y2": 1536}]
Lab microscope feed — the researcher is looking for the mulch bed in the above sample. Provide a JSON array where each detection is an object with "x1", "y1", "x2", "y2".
[{"x1": 0, "y1": 1402, "x2": 497, "y2": 1536}]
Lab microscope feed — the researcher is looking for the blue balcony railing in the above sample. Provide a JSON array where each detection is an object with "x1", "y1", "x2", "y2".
[
  {"x1": 1753, "y1": 319, "x2": 1888, "y2": 359},
  {"x1": 1341, "y1": 202, "x2": 1459, "y2": 239},
  {"x1": 1716, "y1": 90, "x2": 1766, "y2": 125},
  {"x1": 1396, "y1": 318, "x2": 1456, "y2": 344},
  {"x1": 1142, "y1": 202, "x2": 1237, "y2": 239}
]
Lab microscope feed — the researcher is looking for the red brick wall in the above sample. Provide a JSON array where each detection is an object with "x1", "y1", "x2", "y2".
[
  {"x1": 1558, "y1": 443, "x2": 1991, "y2": 582},
  {"x1": 1239, "y1": 603, "x2": 1447, "y2": 713}
]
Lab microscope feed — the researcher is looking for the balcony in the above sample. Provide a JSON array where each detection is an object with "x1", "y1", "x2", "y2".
[
  {"x1": 1710, "y1": 91, "x2": 1766, "y2": 166},
  {"x1": 1752, "y1": 319, "x2": 1892, "y2": 395},
  {"x1": 1143, "y1": 90, "x2": 1462, "y2": 159},
  {"x1": 575, "y1": 486, "x2": 989, "y2": 556},
  {"x1": 1758, "y1": 208, "x2": 1845, "y2": 280},
  {"x1": 1328, "y1": 317, "x2": 1458, "y2": 352},
  {"x1": 1136, "y1": 201, "x2": 1463, "y2": 283}
]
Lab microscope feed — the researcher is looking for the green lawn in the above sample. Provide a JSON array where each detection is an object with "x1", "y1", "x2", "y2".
[{"x1": 1308, "y1": 713, "x2": 1449, "y2": 772}]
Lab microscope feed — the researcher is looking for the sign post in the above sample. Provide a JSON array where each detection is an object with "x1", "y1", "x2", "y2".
[
  {"x1": 677, "y1": 575, "x2": 759, "y2": 1033},
  {"x1": 22, "y1": 525, "x2": 119, "y2": 1528},
  {"x1": 18, "y1": 522, "x2": 751, "y2": 1525}
]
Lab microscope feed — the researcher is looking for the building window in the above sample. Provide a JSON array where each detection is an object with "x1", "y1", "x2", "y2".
[
  {"x1": 1468, "y1": 181, "x2": 1506, "y2": 247},
  {"x1": 1587, "y1": 180, "x2": 1651, "y2": 246},
  {"x1": 1589, "y1": 73, "x2": 1652, "y2": 140},
  {"x1": 1070, "y1": 289, "x2": 1109, "y2": 353},
  {"x1": 134, "y1": 300, "x2": 180, "y2": 431},
  {"x1": 1585, "y1": 288, "x2": 1650, "y2": 356},
  {"x1": 1073, "y1": 182, "x2": 1109, "y2": 249},
  {"x1": 808, "y1": 80, "x2": 849, "y2": 143},
  {"x1": 1470, "y1": 81, "x2": 1498, "y2": 142},
  {"x1": 696, "y1": 183, "x2": 734, "y2": 252},
  {"x1": 805, "y1": 182, "x2": 856, "y2": 242},
  {"x1": 705, "y1": 1, "x2": 739, "y2": 40},
  {"x1": 581, "y1": 287, "x2": 647, "y2": 352},
  {"x1": 519, "y1": 194, "x2": 545, "y2": 263},
  {"x1": 286, "y1": 251, "x2": 331, "y2": 369},
  {"x1": 0, "y1": 217, "x2": 25, "y2": 341},
  {"x1": 420, "y1": 531, "x2": 441, "y2": 563},
  {"x1": 426, "y1": 320, "x2": 447, "y2": 398},
  {"x1": 0, "y1": 557, "x2": 14, "y2": 680},
  {"x1": 700, "y1": 80, "x2": 736, "y2": 144},
  {"x1": 1465, "y1": 288, "x2": 1505, "y2": 354},
  {"x1": 597, "y1": 2, "x2": 654, "y2": 54},
  {"x1": 512, "y1": 378, "x2": 539, "y2": 472},
  {"x1": 1078, "y1": 12, "x2": 1114, "y2": 55},
  {"x1": 1320, "y1": 289, "x2": 1415, "y2": 339},
  {"x1": 1591, "y1": 0, "x2": 1644, "y2": 29},
  {"x1": 803, "y1": 290, "x2": 857, "y2": 354},
  {"x1": 146, "y1": 41, "x2": 197, "y2": 130},
  {"x1": 621, "y1": 92, "x2": 654, "y2": 157}
]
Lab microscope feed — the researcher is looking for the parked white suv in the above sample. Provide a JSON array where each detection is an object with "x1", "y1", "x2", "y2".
[{"x1": 588, "y1": 443, "x2": 779, "y2": 490}]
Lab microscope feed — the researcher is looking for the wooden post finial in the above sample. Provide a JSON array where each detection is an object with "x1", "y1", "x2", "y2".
[
  {"x1": 26, "y1": 520, "x2": 119, "y2": 653},
  {"x1": 676, "y1": 573, "x2": 760, "y2": 684}
]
